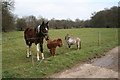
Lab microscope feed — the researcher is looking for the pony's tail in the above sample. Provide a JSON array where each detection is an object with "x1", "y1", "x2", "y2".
[{"x1": 80, "y1": 41, "x2": 81, "y2": 49}]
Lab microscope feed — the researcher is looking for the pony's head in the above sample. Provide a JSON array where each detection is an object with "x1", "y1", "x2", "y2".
[
  {"x1": 35, "y1": 21, "x2": 49, "y2": 40},
  {"x1": 57, "y1": 38, "x2": 63, "y2": 47},
  {"x1": 65, "y1": 34, "x2": 70, "y2": 40}
]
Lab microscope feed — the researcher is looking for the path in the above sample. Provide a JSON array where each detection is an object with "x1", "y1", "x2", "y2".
[{"x1": 49, "y1": 46, "x2": 119, "y2": 78}]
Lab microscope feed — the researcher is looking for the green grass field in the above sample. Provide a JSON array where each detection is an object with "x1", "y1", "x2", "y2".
[{"x1": 2, "y1": 28, "x2": 118, "y2": 78}]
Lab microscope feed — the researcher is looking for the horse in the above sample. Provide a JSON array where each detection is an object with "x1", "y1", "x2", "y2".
[
  {"x1": 65, "y1": 34, "x2": 81, "y2": 49},
  {"x1": 47, "y1": 38, "x2": 63, "y2": 56},
  {"x1": 24, "y1": 21, "x2": 49, "y2": 61}
]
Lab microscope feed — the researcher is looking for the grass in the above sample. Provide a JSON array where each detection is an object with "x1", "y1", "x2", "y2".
[{"x1": 2, "y1": 28, "x2": 119, "y2": 78}]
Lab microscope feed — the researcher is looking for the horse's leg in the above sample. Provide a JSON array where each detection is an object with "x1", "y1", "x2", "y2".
[
  {"x1": 36, "y1": 43, "x2": 40, "y2": 61},
  {"x1": 40, "y1": 44, "x2": 45, "y2": 59},
  {"x1": 26, "y1": 40, "x2": 30, "y2": 58},
  {"x1": 29, "y1": 42, "x2": 32, "y2": 56},
  {"x1": 26, "y1": 46, "x2": 30, "y2": 58}
]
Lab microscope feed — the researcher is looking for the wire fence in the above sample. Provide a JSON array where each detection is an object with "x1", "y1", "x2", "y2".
[
  {"x1": 2, "y1": 31, "x2": 118, "y2": 48},
  {"x1": 2, "y1": 30, "x2": 118, "y2": 40},
  {"x1": 2, "y1": 29, "x2": 118, "y2": 48}
]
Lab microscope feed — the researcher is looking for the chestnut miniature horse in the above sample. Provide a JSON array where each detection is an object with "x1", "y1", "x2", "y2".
[
  {"x1": 47, "y1": 38, "x2": 63, "y2": 56},
  {"x1": 24, "y1": 21, "x2": 49, "y2": 61}
]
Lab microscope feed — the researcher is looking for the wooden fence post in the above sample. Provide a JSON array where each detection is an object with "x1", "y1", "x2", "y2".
[
  {"x1": 115, "y1": 29, "x2": 118, "y2": 41},
  {"x1": 32, "y1": 55, "x2": 34, "y2": 66}
]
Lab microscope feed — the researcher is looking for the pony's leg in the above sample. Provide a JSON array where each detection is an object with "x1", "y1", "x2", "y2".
[
  {"x1": 36, "y1": 44, "x2": 40, "y2": 61},
  {"x1": 51, "y1": 49, "x2": 54, "y2": 56},
  {"x1": 77, "y1": 42, "x2": 80, "y2": 50},
  {"x1": 68, "y1": 44, "x2": 71, "y2": 48},
  {"x1": 53, "y1": 48, "x2": 56, "y2": 56},
  {"x1": 40, "y1": 44, "x2": 45, "y2": 59},
  {"x1": 77, "y1": 44, "x2": 79, "y2": 50},
  {"x1": 50, "y1": 49, "x2": 52, "y2": 56}
]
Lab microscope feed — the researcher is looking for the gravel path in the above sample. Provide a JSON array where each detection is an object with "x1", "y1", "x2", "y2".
[{"x1": 49, "y1": 46, "x2": 119, "y2": 78}]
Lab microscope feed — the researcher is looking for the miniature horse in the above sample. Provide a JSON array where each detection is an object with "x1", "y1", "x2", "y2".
[
  {"x1": 47, "y1": 38, "x2": 63, "y2": 56},
  {"x1": 65, "y1": 34, "x2": 81, "y2": 49},
  {"x1": 24, "y1": 21, "x2": 49, "y2": 61}
]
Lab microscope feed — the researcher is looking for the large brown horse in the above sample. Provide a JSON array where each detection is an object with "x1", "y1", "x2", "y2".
[{"x1": 24, "y1": 21, "x2": 49, "y2": 61}]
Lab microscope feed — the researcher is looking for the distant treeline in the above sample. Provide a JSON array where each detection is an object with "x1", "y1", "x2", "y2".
[{"x1": 2, "y1": 0, "x2": 119, "y2": 32}]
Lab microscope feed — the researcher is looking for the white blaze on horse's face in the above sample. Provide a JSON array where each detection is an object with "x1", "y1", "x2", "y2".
[
  {"x1": 45, "y1": 28, "x2": 48, "y2": 31},
  {"x1": 37, "y1": 25, "x2": 41, "y2": 33}
]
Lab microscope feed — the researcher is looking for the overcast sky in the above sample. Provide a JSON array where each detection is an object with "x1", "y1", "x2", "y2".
[{"x1": 14, "y1": 0, "x2": 118, "y2": 20}]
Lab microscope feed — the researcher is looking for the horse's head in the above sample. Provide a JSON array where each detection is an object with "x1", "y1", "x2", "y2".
[
  {"x1": 40, "y1": 21, "x2": 49, "y2": 33},
  {"x1": 57, "y1": 38, "x2": 63, "y2": 47},
  {"x1": 35, "y1": 21, "x2": 49, "y2": 40}
]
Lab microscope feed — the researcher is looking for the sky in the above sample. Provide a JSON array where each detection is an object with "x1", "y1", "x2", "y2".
[{"x1": 14, "y1": 0, "x2": 118, "y2": 21}]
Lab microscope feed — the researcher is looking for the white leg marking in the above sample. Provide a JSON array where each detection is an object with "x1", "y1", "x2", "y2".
[
  {"x1": 36, "y1": 44, "x2": 40, "y2": 61},
  {"x1": 29, "y1": 46, "x2": 32, "y2": 56},
  {"x1": 27, "y1": 46, "x2": 30, "y2": 57},
  {"x1": 41, "y1": 53, "x2": 45, "y2": 59}
]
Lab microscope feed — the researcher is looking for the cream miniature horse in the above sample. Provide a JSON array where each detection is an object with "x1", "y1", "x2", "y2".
[{"x1": 65, "y1": 34, "x2": 81, "y2": 49}]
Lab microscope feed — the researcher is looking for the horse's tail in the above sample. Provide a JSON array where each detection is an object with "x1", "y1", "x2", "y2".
[
  {"x1": 24, "y1": 27, "x2": 30, "y2": 40},
  {"x1": 24, "y1": 27, "x2": 30, "y2": 33}
]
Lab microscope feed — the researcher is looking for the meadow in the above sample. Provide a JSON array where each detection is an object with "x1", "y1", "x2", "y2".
[{"x1": 2, "y1": 28, "x2": 118, "y2": 78}]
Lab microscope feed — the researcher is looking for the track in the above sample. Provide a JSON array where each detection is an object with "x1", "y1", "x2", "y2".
[{"x1": 49, "y1": 46, "x2": 119, "y2": 78}]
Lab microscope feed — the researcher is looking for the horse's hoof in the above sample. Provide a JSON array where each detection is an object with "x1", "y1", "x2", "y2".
[
  {"x1": 41, "y1": 59, "x2": 45, "y2": 61},
  {"x1": 42, "y1": 58, "x2": 45, "y2": 60},
  {"x1": 26, "y1": 56, "x2": 29, "y2": 58},
  {"x1": 37, "y1": 59, "x2": 40, "y2": 62}
]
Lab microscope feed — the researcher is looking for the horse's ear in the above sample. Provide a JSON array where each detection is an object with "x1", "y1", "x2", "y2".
[
  {"x1": 57, "y1": 38, "x2": 62, "y2": 42},
  {"x1": 46, "y1": 21, "x2": 49, "y2": 25},
  {"x1": 41, "y1": 21, "x2": 45, "y2": 25},
  {"x1": 46, "y1": 21, "x2": 49, "y2": 29}
]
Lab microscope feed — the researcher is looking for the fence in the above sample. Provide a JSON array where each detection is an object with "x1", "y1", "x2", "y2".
[
  {"x1": 2, "y1": 29, "x2": 118, "y2": 51},
  {"x1": 2, "y1": 29, "x2": 119, "y2": 68}
]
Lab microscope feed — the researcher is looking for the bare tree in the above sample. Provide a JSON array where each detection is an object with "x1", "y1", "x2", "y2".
[{"x1": 2, "y1": 0, "x2": 15, "y2": 32}]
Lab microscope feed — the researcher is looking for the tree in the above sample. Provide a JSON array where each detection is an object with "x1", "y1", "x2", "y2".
[
  {"x1": 24, "y1": 15, "x2": 37, "y2": 27},
  {"x1": 90, "y1": 6, "x2": 118, "y2": 28},
  {"x1": 16, "y1": 18, "x2": 27, "y2": 31},
  {"x1": 2, "y1": 0, "x2": 15, "y2": 32}
]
